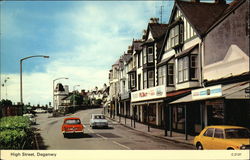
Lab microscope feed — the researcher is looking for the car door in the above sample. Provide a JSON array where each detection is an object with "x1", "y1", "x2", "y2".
[
  {"x1": 213, "y1": 128, "x2": 226, "y2": 149},
  {"x1": 202, "y1": 128, "x2": 215, "y2": 149}
]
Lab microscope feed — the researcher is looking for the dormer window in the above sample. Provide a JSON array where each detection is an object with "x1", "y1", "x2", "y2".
[
  {"x1": 147, "y1": 46, "x2": 154, "y2": 63},
  {"x1": 170, "y1": 23, "x2": 184, "y2": 48}
]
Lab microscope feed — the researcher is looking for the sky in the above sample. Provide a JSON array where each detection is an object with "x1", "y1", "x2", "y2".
[{"x1": 0, "y1": 0, "x2": 174, "y2": 106}]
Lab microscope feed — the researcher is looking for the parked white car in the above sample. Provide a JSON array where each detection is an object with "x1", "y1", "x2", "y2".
[
  {"x1": 90, "y1": 114, "x2": 108, "y2": 128},
  {"x1": 23, "y1": 113, "x2": 36, "y2": 125}
]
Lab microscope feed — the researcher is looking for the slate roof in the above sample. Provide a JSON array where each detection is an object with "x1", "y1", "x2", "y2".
[
  {"x1": 132, "y1": 40, "x2": 143, "y2": 52},
  {"x1": 148, "y1": 23, "x2": 168, "y2": 40},
  {"x1": 176, "y1": 0, "x2": 229, "y2": 36}
]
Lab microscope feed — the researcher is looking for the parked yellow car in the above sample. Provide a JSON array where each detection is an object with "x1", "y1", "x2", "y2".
[{"x1": 194, "y1": 125, "x2": 250, "y2": 150}]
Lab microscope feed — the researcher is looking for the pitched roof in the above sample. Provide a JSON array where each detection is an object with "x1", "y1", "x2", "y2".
[
  {"x1": 132, "y1": 40, "x2": 143, "y2": 51},
  {"x1": 148, "y1": 23, "x2": 168, "y2": 40},
  {"x1": 176, "y1": 0, "x2": 229, "y2": 36}
]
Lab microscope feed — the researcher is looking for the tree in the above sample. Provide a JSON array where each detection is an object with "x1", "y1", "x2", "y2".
[{"x1": 0, "y1": 99, "x2": 12, "y2": 106}]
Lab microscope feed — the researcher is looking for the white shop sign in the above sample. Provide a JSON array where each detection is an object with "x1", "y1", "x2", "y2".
[
  {"x1": 131, "y1": 85, "x2": 166, "y2": 102},
  {"x1": 192, "y1": 85, "x2": 222, "y2": 100}
]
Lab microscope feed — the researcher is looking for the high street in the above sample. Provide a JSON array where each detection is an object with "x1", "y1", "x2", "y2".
[{"x1": 34, "y1": 108, "x2": 194, "y2": 150}]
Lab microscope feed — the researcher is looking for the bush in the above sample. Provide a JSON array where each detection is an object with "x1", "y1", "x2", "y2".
[{"x1": 0, "y1": 116, "x2": 34, "y2": 149}]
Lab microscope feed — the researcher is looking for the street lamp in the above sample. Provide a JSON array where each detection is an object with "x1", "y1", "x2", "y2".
[
  {"x1": 53, "y1": 77, "x2": 68, "y2": 110},
  {"x1": 1, "y1": 77, "x2": 10, "y2": 99},
  {"x1": 20, "y1": 55, "x2": 49, "y2": 105}
]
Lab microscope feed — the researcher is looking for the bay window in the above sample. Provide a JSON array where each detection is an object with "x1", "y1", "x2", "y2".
[
  {"x1": 158, "y1": 66, "x2": 166, "y2": 86},
  {"x1": 167, "y1": 64, "x2": 174, "y2": 85},
  {"x1": 143, "y1": 72, "x2": 147, "y2": 89},
  {"x1": 190, "y1": 55, "x2": 198, "y2": 79},
  {"x1": 148, "y1": 70, "x2": 154, "y2": 88},
  {"x1": 177, "y1": 54, "x2": 198, "y2": 83},
  {"x1": 170, "y1": 23, "x2": 184, "y2": 48}
]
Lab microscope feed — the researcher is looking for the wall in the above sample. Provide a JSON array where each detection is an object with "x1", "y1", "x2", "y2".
[{"x1": 204, "y1": 1, "x2": 249, "y2": 67}]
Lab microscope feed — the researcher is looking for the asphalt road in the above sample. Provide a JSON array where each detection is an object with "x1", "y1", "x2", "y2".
[{"x1": 34, "y1": 108, "x2": 194, "y2": 150}]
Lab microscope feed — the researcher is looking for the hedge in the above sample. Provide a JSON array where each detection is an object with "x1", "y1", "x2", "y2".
[{"x1": 0, "y1": 116, "x2": 34, "y2": 149}]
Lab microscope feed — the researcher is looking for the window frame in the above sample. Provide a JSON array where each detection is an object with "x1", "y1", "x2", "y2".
[
  {"x1": 147, "y1": 46, "x2": 154, "y2": 63},
  {"x1": 148, "y1": 70, "x2": 155, "y2": 88},
  {"x1": 167, "y1": 63, "x2": 174, "y2": 86},
  {"x1": 143, "y1": 71, "x2": 147, "y2": 89}
]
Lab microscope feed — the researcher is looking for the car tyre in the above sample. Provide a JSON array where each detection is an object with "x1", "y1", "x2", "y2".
[
  {"x1": 63, "y1": 133, "x2": 67, "y2": 138},
  {"x1": 196, "y1": 143, "x2": 203, "y2": 150}
]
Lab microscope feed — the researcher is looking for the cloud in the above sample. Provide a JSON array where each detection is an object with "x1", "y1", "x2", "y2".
[{"x1": 1, "y1": 1, "x2": 169, "y2": 106}]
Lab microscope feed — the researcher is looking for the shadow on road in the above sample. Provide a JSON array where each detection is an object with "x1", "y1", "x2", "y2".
[{"x1": 64, "y1": 133, "x2": 93, "y2": 139}]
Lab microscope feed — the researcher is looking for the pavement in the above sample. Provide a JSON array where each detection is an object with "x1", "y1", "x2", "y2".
[{"x1": 108, "y1": 115, "x2": 195, "y2": 146}]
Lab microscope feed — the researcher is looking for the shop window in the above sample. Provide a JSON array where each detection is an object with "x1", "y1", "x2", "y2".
[{"x1": 207, "y1": 100, "x2": 224, "y2": 125}]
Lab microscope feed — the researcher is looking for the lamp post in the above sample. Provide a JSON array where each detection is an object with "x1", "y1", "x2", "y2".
[
  {"x1": 53, "y1": 77, "x2": 68, "y2": 110},
  {"x1": 20, "y1": 55, "x2": 49, "y2": 106},
  {"x1": 1, "y1": 77, "x2": 10, "y2": 99}
]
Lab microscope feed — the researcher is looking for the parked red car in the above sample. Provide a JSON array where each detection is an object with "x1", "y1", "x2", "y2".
[{"x1": 61, "y1": 117, "x2": 84, "y2": 138}]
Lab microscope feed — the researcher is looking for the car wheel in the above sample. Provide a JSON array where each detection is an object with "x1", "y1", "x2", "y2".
[
  {"x1": 227, "y1": 147, "x2": 234, "y2": 150},
  {"x1": 63, "y1": 133, "x2": 67, "y2": 138},
  {"x1": 196, "y1": 143, "x2": 203, "y2": 150}
]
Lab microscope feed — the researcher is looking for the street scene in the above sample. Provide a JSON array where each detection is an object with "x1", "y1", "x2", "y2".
[
  {"x1": 0, "y1": 0, "x2": 249, "y2": 155},
  {"x1": 34, "y1": 108, "x2": 193, "y2": 150}
]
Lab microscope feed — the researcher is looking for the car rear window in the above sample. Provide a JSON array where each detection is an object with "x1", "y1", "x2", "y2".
[
  {"x1": 94, "y1": 115, "x2": 105, "y2": 119},
  {"x1": 64, "y1": 119, "x2": 81, "y2": 124},
  {"x1": 225, "y1": 128, "x2": 250, "y2": 139},
  {"x1": 203, "y1": 128, "x2": 214, "y2": 137}
]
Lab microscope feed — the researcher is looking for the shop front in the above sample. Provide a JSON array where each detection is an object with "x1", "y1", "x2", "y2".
[
  {"x1": 170, "y1": 81, "x2": 250, "y2": 137},
  {"x1": 131, "y1": 85, "x2": 166, "y2": 128}
]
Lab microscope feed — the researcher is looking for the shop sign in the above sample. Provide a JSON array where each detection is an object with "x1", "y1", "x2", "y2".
[
  {"x1": 131, "y1": 85, "x2": 166, "y2": 102},
  {"x1": 192, "y1": 85, "x2": 222, "y2": 100}
]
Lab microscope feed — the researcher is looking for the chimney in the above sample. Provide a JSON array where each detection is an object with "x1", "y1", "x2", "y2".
[
  {"x1": 214, "y1": 0, "x2": 226, "y2": 4},
  {"x1": 150, "y1": 17, "x2": 159, "y2": 24}
]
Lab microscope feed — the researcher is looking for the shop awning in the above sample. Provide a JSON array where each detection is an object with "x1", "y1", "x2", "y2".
[
  {"x1": 131, "y1": 100, "x2": 164, "y2": 106},
  {"x1": 170, "y1": 81, "x2": 250, "y2": 104}
]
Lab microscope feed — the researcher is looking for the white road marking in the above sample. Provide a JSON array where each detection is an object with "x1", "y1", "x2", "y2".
[
  {"x1": 112, "y1": 141, "x2": 131, "y2": 150},
  {"x1": 96, "y1": 133, "x2": 108, "y2": 140}
]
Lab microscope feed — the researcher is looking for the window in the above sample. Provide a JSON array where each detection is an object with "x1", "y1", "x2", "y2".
[
  {"x1": 138, "y1": 74, "x2": 141, "y2": 90},
  {"x1": 122, "y1": 81, "x2": 125, "y2": 93},
  {"x1": 214, "y1": 129, "x2": 224, "y2": 139},
  {"x1": 158, "y1": 66, "x2": 166, "y2": 85},
  {"x1": 143, "y1": 72, "x2": 147, "y2": 89},
  {"x1": 178, "y1": 56, "x2": 189, "y2": 83},
  {"x1": 170, "y1": 24, "x2": 184, "y2": 48},
  {"x1": 138, "y1": 52, "x2": 141, "y2": 67},
  {"x1": 133, "y1": 55, "x2": 136, "y2": 68},
  {"x1": 148, "y1": 70, "x2": 154, "y2": 88},
  {"x1": 143, "y1": 47, "x2": 147, "y2": 65},
  {"x1": 190, "y1": 55, "x2": 198, "y2": 79},
  {"x1": 167, "y1": 64, "x2": 174, "y2": 85},
  {"x1": 148, "y1": 46, "x2": 154, "y2": 63},
  {"x1": 203, "y1": 128, "x2": 214, "y2": 137},
  {"x1": 131, "y1": 73, "x2": 135, "y2": 88}
]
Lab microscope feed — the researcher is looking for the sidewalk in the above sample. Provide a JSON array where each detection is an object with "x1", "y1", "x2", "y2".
[{"x1": 108, "y1": 115, "x2": 194, "y2": 146}]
